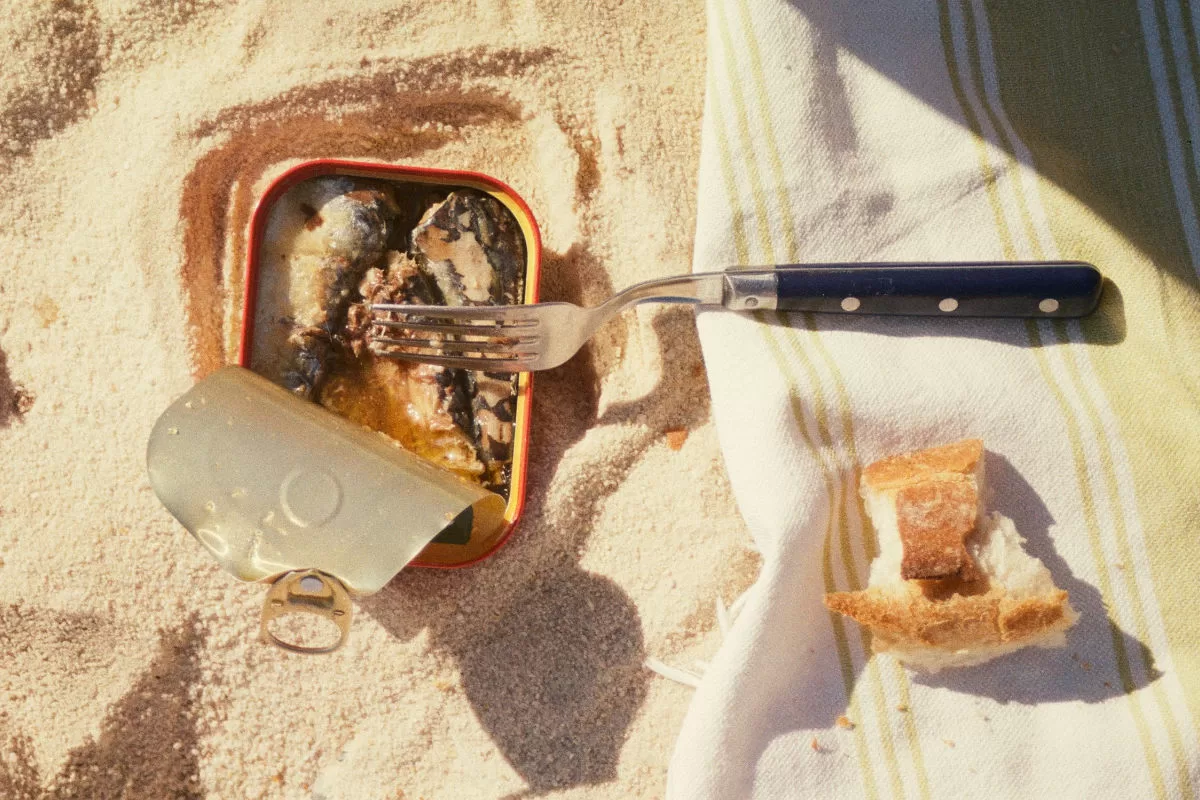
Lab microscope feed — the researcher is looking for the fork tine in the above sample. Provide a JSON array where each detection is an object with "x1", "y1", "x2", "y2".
[
  {"x1": 370, "y1": 318, "x2": 536, "y2": 337},
  {"x1": 370, "y1": 336, "x2": 539, "y2": 355},
  {"x1": 369, "y1": 303, "x2": 535, "y2": 323},
  {"x1": 368, "y1": 345, "x2": 537, "y2": 371}
]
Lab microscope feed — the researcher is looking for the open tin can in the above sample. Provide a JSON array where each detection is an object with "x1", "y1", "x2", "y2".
[
  {"x1": 241, "y1": 159, "x2": 541, "y2": 569},
  {"x1": 149, "y1": 160, "x2": 540, "y2": 653}
]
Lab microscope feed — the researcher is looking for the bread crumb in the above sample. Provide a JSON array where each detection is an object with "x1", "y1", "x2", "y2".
[
  {"x1": 896, "y1": 704, "x2": 909, "y2": 712},
  {"x1": 665, "y1": 429, "x2": 689, "y2": 450},
  {"x1": 835, "y1": 715, "x2": 855, "y2": 730},
  {"x1": 33, "y1": 295, "x2": 59, "y2": 327},
  {"x1": 11, "y1": 385, "x2": 34, "y2": 417},
  {"x1": 810, "y1": 737, "x2": 822, "y2": 752}
]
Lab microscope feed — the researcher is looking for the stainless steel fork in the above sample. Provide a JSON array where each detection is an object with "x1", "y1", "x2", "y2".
[{"x1": 368, "y1": 261, "x2": 1103, "y2": 372}]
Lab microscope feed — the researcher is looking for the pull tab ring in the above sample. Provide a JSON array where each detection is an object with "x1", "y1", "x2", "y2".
[{"x1": 260, "y1": 569, "x2": 352, "y2": 654}]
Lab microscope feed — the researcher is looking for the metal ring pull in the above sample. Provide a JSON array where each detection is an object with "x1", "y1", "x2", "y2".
[{"x1": 259, "y1": 569, "x2": 352, "y2": 654}]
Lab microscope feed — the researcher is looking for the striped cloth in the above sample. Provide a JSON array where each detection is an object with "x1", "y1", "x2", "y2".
[{"x1": 669, "y1": 1, "x2": 1200, "y2": 798}]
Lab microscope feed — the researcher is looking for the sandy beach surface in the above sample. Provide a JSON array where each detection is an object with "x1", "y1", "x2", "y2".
[{"x1": 0, "y1": 1, "x2": 760, "y2": 797}]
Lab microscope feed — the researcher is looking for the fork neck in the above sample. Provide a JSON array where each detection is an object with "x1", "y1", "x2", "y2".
[
  {"x1": 601, "y1": 273, "x2": 725, "y2": 313},
  {"x1": 601, "y1": 270, "x2": 780, "y2": 315}
]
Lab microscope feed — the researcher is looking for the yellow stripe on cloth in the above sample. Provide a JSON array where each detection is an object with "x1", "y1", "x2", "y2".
[
  {"x1": 690, "y1": 1, "x2": 1200, "y2": 797},
  {"x1": 729, "y1": 0, "x2": 798, "y2": 263},
  {"x1": 709, "y1": 42, "x2": 883, "y2": 795},
  {"x1": 711, "y1": 0, "x2": 937, "y2": 795},
  {"x1": 711, "y1": 0, "x2": 779, "y2": 264},
  {"x1": 942, "y1": 0, "x2": 1171, "y2": 792},
  {"x1": 1148, "y1": 0, "x2": 1200, "y2": 245},
  {"x1": 964, "y1": 0, "x2": 1200, "y2": 782},
  {"x1": 938, "y1": 0, "x2": 1200, "y2": 795},
  {"x1": 762, "y1": 323, "x2": 881, "y2": 800},
  {"x1": 1055, "y1": 320, "x2": 1196, "y2": 800}
]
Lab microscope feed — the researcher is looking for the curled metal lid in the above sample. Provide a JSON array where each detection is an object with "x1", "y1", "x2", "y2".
[{"x1": 147, "y1": 366, "x2": 505, "y2": 650}]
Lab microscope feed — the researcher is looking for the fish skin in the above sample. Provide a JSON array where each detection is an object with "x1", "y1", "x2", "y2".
[
  {"x1": 412, "y1": 190, "x2": 525, "y2": 307},
  {"x1": 465, "y1": 371, "x2": 518, "y2": 490}
]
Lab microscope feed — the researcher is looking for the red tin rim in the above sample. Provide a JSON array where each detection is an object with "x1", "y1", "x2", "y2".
[{"x1": 239, "y1": 159, "x2": 541, "y2": 570}]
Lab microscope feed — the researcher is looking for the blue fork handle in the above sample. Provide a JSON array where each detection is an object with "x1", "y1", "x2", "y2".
[{"x1": 762, "y1": 261, "x2": 1103, "y2": 317}]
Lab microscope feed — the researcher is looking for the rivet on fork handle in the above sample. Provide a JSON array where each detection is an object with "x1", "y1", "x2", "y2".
[{"x1": 721, "y1": 270, "x2": 780, "y2": 311}]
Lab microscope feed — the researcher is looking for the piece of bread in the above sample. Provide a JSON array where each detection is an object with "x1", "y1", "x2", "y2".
[{"x1": 824, "y1": 439, "x2": 1078, "y2": 671}]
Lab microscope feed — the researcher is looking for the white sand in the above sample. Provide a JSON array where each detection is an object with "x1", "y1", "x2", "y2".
[{"x1": 0, "y1": 1, "x2": 759, "y2": 796}]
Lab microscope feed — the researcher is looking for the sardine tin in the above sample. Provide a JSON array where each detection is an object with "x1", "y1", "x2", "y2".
[{"x1": 239, "y1": 160, "x2": 541, "y2": 568}]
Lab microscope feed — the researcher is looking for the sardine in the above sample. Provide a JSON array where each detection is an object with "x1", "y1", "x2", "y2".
[
  {"x1": 344, "y1": 257, "x2": 485, "y2": 481},
  {"x1": 256, "y1": 178, "x2": 399, "y2": 399},
  {"x1": 464, "y1": 371, "x2": 517, "y2": 490},
  {"x1": 410, "y1": 191, "x2": 524, "y2": 491},
  {"x1": 411, "y1": 190, "x2": 525, "y2": 306}
]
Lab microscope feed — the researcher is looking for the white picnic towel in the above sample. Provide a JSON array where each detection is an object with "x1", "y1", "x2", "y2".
[{"x1": 668, "y1": 0, "x2": 1200, "y2": 798}]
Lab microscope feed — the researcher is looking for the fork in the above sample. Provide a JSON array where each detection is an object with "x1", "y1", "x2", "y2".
[{"x1": 368, "y1": 261, "x2": 1103, "y2": 372}]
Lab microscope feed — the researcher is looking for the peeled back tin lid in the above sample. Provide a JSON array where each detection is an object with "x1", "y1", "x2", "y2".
[{"x1": 146, "y1": 365, "x2": 506, "y2": 652}]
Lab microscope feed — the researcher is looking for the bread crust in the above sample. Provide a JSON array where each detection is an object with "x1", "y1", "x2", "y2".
[
  {"x1": 823, "y1": 585, "x2": 1073, "y2": 652},
  {"x1": 862, "y1": 438, "x2": 983, "y2": 490},
  {"x1": 863, "y1": 439, "x2": 984, "y2": 581},
  {"x1": 895, "y1": 475, "x2": 979, "y2": 581}
]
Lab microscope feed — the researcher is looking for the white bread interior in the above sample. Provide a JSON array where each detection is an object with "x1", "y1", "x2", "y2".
[{"x1": 825, "y1": 439, "x2": 1078, "y2": 672}]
